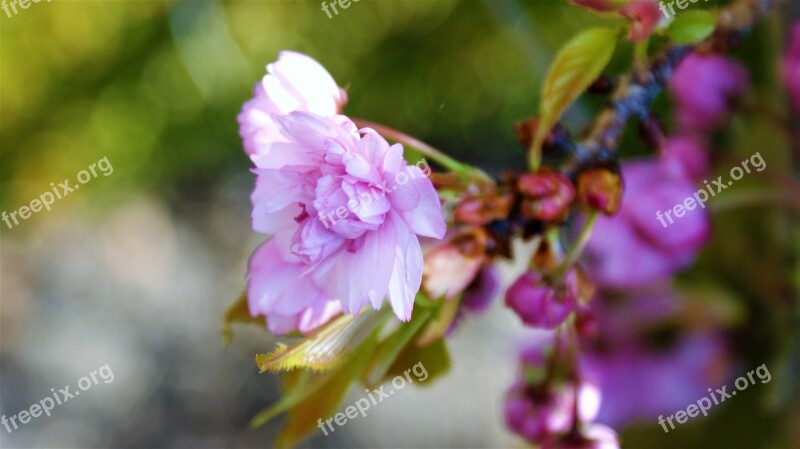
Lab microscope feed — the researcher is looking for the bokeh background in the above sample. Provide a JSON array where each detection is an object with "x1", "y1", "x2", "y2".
[{"x1": 1, "y1": 0, "x2": 799, "y2": 448}]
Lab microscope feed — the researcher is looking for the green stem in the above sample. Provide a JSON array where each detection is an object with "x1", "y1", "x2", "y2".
[
  {"x1": 633, "y1": 39, "x2": 649, "y2": 79},
  {"x1": 528, "y1": 139, "x2": 542, "y2": 173},
  {"x1": 564, "y1": 319, "x2": 582, "y2": 432},
  {"x1": 352, "y1": 118, "x2": 491, "y2": 182},
  {"x1": 551, "y1": 211, "x2": 599, "y2": 280}
]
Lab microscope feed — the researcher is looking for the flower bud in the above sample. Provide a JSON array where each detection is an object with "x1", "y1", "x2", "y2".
[
  {"x1": 505, "y1": 381, "x2": 602, "y2": 444},
  {"x1": 423, "y1": 230, "x2": 488, "y2": 300},
  {"x1": 517, "y1": 169, "x2": 576, "y2": 222},
  {"x1": 454, "y1": 193, "x2": 513, "y2": 226},
  {"x1": 620, "y1": 0, "x2": 662, "y2": 43},
  {"x1": 576, "y1": 167, "x2": 622, "y2": 215},
  {"x1": 505, "y1": 270, "x2": 579, "y2": 329}
]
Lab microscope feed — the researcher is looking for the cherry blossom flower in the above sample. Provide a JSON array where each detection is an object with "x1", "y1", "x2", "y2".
[{"x1": 247, "y1": 112, "x2": 445, "y2": 334}]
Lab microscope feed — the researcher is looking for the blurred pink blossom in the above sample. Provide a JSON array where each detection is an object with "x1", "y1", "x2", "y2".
[
  {"x1": 669, "y1": 53, "x2": 749, "y2": 133},
  {"x1": 584, "y1": 160, "x2": 710, "y2": 290},
  {"x1": 660, "y1": 135, "x2": 709, "y2": 180}
]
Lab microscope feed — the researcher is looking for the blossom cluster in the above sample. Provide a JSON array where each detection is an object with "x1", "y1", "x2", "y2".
[{"x1": 235, "y1": 8, "x2": 797, "y2": 446}]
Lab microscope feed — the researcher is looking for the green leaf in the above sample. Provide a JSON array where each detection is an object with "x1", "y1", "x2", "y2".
[
  {"x1": 363, "y1": 307, "x2": 434, "y2": 387},
  {"x1": 273, "y1": 334, "x2": 379, "y2": 448},
  {"x1": 250, "y1": 332, "x2": 381, "y2": 446},
  {"x1": 666, "y1": 10, "x2": 717, "y2": 44},
  {"x1": 530, "y1": 27, "x2": 618, "y2": 170},
  {"x1": 249, "y1": 370, "x2": 315, "y2": 429},
  {"x1": 416, "y1": 295, "x2": 461, "y2": 347},
  {"x1": 383, "y1": 337, "x2": 451, "y2": 387},
  {"x1": 255, "y1": 309, "x2": 388, "y2": 372},
  {"x1": 221, "y1": 291, "x2": 264, "y2": 346}
]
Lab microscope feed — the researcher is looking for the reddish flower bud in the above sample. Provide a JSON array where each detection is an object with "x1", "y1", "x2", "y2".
[
  {"x1": 505, "y1": 270, "x2": 579, "y2": 329},
  {"x1": 620, "y1": 0, "x2": 662, "y2": 43},
  {"x1": 576, "y1": 167, "x2": 622, "y2": 215},
  {"x1": 505, "y1": 380, "x2": 602, "y2": 445},
  {"x1": 454, "y1": 193, "x2": 513, "y2": 226},
  {"x1": 517, "y1": 169, "x2": 576, "y2": 222}
]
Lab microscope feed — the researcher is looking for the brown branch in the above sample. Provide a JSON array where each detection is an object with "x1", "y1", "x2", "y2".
[{"x1": 564, "y1": 0, "x2": 775, "y2": 173}]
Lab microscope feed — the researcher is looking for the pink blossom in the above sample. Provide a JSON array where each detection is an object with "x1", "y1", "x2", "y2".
[
  {"x1": 660, "y1": 135, "x2": 709, "y2": 180},
  {"x1": 784, "y1": 22, "x2": 800, "y2": 113},
  {"x1": 582, "y1": 332, "x2": 729, "y2": 426},
  {"x1": 669, "y1": 53, "x2": 749, "y2": 133},
  {"x1": 238, "y1": 51, "x2": 348, "y2": 166},
  {"x1": 247, "y1": 112, "x2": 445, "y2": 334},
  {"x1": 247, "y1": 240, "x2": 342, "y2": 334},
  {"x1": 423, "y1": 243, "x2": 484, "y2": 300},
  {"x1": 584, "y1": 160, "x2": 710, "y2": 290},
  {"x1": 505, "y1": 270, "x2": 579, "y2": 329}
]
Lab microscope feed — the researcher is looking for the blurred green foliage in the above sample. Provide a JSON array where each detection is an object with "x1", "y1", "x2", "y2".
[{"x1": 0, "y1": 0, "x2": 618, "y2": 216}]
